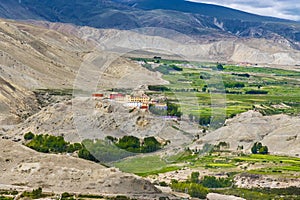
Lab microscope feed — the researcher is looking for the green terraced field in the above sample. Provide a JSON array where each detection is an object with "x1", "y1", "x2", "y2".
[{"x1": 137, "y1": 58, "x2": 300, "y2": 126}]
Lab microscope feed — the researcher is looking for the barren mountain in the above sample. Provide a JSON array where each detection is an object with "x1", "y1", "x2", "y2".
[
  {"x1": 0, "y1": 18, "x2": 165, "y2": 124},
  {"x1": 0, "y1": 139, "x2": 167, "y2": 199},
  {"x1": 31, "y1": 22, "x2": 300, "y2": 66},
  {"x1": 1, "y1": 0, "x2": 300, "y2": 49}
]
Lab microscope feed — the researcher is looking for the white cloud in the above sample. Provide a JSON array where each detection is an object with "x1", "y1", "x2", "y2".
[{"x1": 187, "y1": 0, "x2": 300, "y2": 21}]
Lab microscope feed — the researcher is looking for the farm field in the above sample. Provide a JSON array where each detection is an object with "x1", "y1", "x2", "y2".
[
  {"x1": 113, "y1": 150, "x2": 300, "y2": 178},
  {"x1": 113, "y1": 149, "x2": 300, "y2": 199},
  {"x1": 135, "y1": 58, "x2": 300, "y2": 127}
]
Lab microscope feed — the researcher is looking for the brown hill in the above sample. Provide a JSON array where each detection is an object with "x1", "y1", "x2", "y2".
[
  {"x1": 0, "y1": 19, "x2": 166, "y2": 124},
  {"x1": 192, "y1": 111, "x2": 300, "y2": 157},
  {"x1": 0, "y1": 139, "x2": 165, "y2": 199}
]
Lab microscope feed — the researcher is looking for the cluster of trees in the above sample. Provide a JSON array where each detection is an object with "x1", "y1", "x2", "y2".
[
  {"x1": 212, "y1": 64, "x2": 224, "y2": 71},
  {"x1": 201, "y1": 176, "x2": 232, "y2": 188},
  {"x1": 24, "y1": 132, "x2": 98, "y2": 162},
  {"x1": 171, "y1": 172, "x2": 232, "y2": 198},
  {"x1": 225, "y1": 90, "x2": 243, "y2": 94},
  {"x1": 149, "y1": 100, "x2": 182, "y2": 118},
  {"x1": 246, "y1": 90, "x2": 268, "y2": 94},
  {"x1": 189, "y1": 172, "x2": 232, "y2": 188},
  {"x1": 232, "y1": 73, "x2": 251, "y2": 78},
  {"x1": 172, "y1": 88, "x2": 198, "y2": 92},
  {"x1": 148, "y1": 85, "x2": 170, "y2": 91},
  {"x1": 107, "y1": 135, "x2": 162, "y2": 153},
  {"x1": 24, "y1": 132, "x2": 164, "y2": 163},
  {"x1": 251, "y1": 142, "x2": 268, "y2": 154},
  {"x1": 224, "y1": 82, "x2": 245, "y2": 88},
  {"x1": 213, "y1": 141, "x2": 230, "y2": 151},
  {"x1": 155, "y1": 64, "x2": 183, "y2": 74},
  {"x1": 167, "y1": 102, "x2": 182, "y2": 117},
  {"x1": 0, "y1": 196, "x2": 13, "y2": 200},
  {"x1": 171, "y1": 179, "x2": 208, "y2": 199},
  {"x1": 24, "y1": 132, "x2": 82, "y2": 153},
  {"x1": 21, "y1": 188, "x2": 43, "y2": 199}
]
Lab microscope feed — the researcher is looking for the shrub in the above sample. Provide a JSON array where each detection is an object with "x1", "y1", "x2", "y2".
[
  {"x1": 116, "y1": 136, "x2": 140, "y2": 152},
  {"x1": 251, "y1": 142, "x2": 268, "y2": 154},
  {"x1": 22, "y1": 187, "x2": 43, "y2": 199},
  {"x1": 148, "y1": 85, "x2": 170, "y2": 91},
  {"x1": 171, "y1": 181, "x2": 208, "y2": 198},
  {"x1": 61, "y1": 192, "x2": 72, "y2": 199},
  {"x1": 159, "y1": 181, "x2": 168, "y2": 187},
  {"x1": 167, "y1": 102, "x2": 182, "y2": 117},
  {"x1": 246, "y1": 90, "x2": 268, "y2": 94},
  {"x1": 78, "y1": 147, "x2": 99, "y2": 162},
  {"x1": 201, "y1": 176, "x2": 232, "y2": 188},
  {"x1": 141, "y1": 136, "x2": 161, "y2": 153},
  {"x1": 190, "y1": 171, "x2": 200, "y2": 183},
  {"x1": 24, "y1": 132, "x2": 35, "y2": 140}
]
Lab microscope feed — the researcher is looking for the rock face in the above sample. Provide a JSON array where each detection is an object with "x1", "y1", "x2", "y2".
[
  {"x1": 193, "y1": 110, "x2": 300, "y2": 157},
  {"x1": 0, "y1": 139, "x2": 163, "y2": 198}
]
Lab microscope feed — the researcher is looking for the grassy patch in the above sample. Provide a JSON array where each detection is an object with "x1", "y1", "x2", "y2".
[
  {"x1": 213, "y1": 187, "x2": 300, "y2": 200},
  {"x1": 113, "y1": 155, "x2": 181, "y2": 176}
]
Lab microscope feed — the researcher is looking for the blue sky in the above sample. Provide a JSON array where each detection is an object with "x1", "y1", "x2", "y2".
[{"x1": 188, "y1": 0, "x2": 300, "y2": 21}]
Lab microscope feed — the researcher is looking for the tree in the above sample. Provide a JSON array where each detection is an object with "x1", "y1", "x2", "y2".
[
  {"x1": 31, "y1": 187, "x2": 43, "y2": 199},
  {"x1": 22, "y1": 187, "x2": 43, "y2": 199},
  {"x1": 216, "y1": 64, "x2": 224, "y2": 71},
  {"x1": 142, "y1": 136, "x2": 161, "y2": 153},
  {"x1": 78, "y1": 147, "x2": 98, "y2": 162},
  {"x1": 251, "y1": 142, "x2": 268, "y2": 154},
  {"x1": 116, "y1": 135, "x2": 141, "y2": 152},
  {"x1": 259, "y1": 145, "x2": 268, "y2": 154},
  {"x1": 24, "y1": 132, "x2": 35, "y2": 140},
  {"x1": 167, "y1": 102, "x2": 182, "y2": 117},
  {"x1": 190, "y1": 172, "x2": 199, "y2": 183},
  {"x1": 201, "y1": 176, "x2": 232, "y2": 188},
  {"x1": 189, "y1": 184, "x2": 208, "y2": 199}
]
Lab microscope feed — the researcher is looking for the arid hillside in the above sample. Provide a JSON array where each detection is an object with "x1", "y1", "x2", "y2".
[
  {"x1": 0, "y1": 139, "x2": 167, "y2": 199},
  {"x1": 0, "y1": 19, "x2": 165, "y2": 124},
  {"x1": 32, "y1": 21, "x2": 300, "y2": 67},
  {"x1": 192, "y1": 110, "x2": 300, "y2": 157}
]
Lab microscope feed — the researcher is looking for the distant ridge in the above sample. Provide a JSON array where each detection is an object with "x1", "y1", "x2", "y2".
[
  {"x1": 115, "y1": 0, "x2": 291, "y2": 22},
  {"x1": 0, "y1": 0, "x2": 300, "y2": 49}
]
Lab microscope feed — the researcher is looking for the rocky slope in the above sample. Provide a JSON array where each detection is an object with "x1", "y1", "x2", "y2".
[
  {"x1": 0, "y1": 18, "x2": 166, "y2": 124},
  {"x1": 30, "y1": 21, "x2": 300, "y2": 67},
  {"x1": 0, "y1": 76, "x2": 38, "y2": 125},
  {"x1": 193, "y1": 110, "x2": 300, "y2": 157},
  {"x1": 5, "y1": 98, "x2": 197, "y2": 152},
  {"x1": 0, "y1": 139, "x2": 167, "y2": 199}
]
